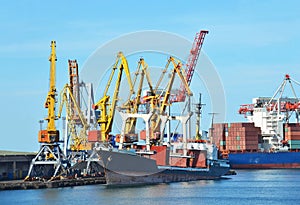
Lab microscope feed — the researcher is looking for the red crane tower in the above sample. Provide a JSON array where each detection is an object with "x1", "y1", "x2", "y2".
[
  {"x1": 68, "y1": 60, "x2": 81, "y2": 122},
  {"x1": 171, "y1": 30, "x2": 209, "y2": 102}
]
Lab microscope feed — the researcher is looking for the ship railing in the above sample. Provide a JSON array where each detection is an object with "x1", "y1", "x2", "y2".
[
  {"x1": 158, "y1": 165, "x2": 209, "y2": 172},
  {"x1": 226, "y1": 149, "x2": 258, "y2": 153}
]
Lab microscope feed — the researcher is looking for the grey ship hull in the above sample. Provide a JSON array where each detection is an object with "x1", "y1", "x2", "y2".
[{"x1": 97, "y1": 149, "x2": 230, "y2": 185}]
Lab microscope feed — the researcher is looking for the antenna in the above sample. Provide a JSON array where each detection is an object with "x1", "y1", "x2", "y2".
[
  {"x1": 208, "y1": 112, "x2": 219, "y2": 143},
  {"x1": 195, "y1": 93, "x2": 205, "y2": 140}
]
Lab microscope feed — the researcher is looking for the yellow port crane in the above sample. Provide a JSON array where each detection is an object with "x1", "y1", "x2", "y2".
[
  {"x1": 38, "y1": 41, "x2": 59, "y2": 143},
  {"x1": 26, "y1": 41, "x2": 67, "y2": 180},
  {"x1": 151, "y1": 57, "x2": 192, "y2": 136},
  {"x1": 159, "y1": 57, "x2": 192, "y2": 113},
  {"x1": 94, "y1": 52, "x2": 133, "y2": 141},
  {"x1": 123, "y1": 57, "x2": 154, "y2": 134},
  {"x1": 58, "y1": 84, "x2": 90, "y2": 151}
]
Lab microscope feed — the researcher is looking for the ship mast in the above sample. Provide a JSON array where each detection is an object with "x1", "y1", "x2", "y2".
[{"x1": 195, "y1": 93, "x2": 205, "y2": 140}]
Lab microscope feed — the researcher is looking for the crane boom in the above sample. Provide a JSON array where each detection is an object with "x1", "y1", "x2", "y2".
[
  {"x1": 58, "y1": 84, "x2": 90, "y2": 151},
  {"x1": 154, "y1": 59, "x2": 171, "y2": 94},
  {"x1": 152, "y1": 57, "x2": 192, "y2": 133},
  {"x1": 172, "y1": 30, "x2": 208, "y2": 102},
  {"x1": 160, "y1": 57, "x2": 192, "y2": 113},
  {"x1": 134, "y1": 58, "x2": 150, "y2": 113},
  {"x1": 38, "y1": 41, "x2": 59, "y2": 143},
  {"x1": 94, "y1": 52, "x2": 133, "y2": 141},
  {"x1": 47, "y1": 41, "x2": 57, "y2": 132},
  {"x1": 125, "y1": 58, "x2": 152, "y2": 134},
  {"x1": 185, "y1": 30, "x2": 208, "y2": 85}
]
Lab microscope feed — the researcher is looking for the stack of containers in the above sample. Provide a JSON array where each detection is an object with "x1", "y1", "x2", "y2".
[
  {"x1": 212, "y1": 122, "x2": 261, "y2": 152},
  {"x1": 226, "y1": 123, "x2": 260, "y2": 151},
  {"x1": 210, "y1": 123, "x2": 227, "y2": 151},
  {"x1": 285, "y1": 123, "x2": 300, "y2": 149}
]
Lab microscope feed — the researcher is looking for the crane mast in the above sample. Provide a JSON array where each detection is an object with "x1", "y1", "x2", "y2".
[
  {"x1": 68, "y1": 60, "x2": 81, "y2": 120},
  {"x1": 38, "y1": 41, "x2": 59, "y2": 143}
]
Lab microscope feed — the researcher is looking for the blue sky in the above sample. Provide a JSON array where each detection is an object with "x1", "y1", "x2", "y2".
[{"x1": 1, "y1": 0, "x2": 300, "y2": 151}]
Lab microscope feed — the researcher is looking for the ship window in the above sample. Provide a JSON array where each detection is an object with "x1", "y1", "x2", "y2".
[{"x1": 263, "y1": 139, "x2": 269, "y2": 143}]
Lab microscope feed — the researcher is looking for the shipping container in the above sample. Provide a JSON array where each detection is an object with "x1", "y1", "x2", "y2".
[
  {"x1": 290, "y1": 144, "x2": 300, "y2": 149},
  {"x1": 81, "y1": 142, "x2": 94, "y2": 150},
  {"x1": 88, "y1": 130, "x2": 101, "y2": 142},
  {"x1": 288, "y1": 140, "x2": 300, "y2": 144},
  {"x1": 140, "y1": 130, "x2": 146, "y2": 140},
  {"x1": 286, "y1": 135, "x2": 300, "y2": 140},
  {"x1": 288, "y1": 140, "x2": 300, "y2": 149},
  {"x1": 220, "y1": 140, "x2": 226, "y2": 146}
]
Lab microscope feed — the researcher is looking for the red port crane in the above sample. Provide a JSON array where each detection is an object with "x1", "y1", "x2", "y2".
[
  {"x1": 68, "y1": 60, "x2": 81, "y2": 123},
  {"x1": 171, "y1": 30, "x2": 209, "y2": 103}
]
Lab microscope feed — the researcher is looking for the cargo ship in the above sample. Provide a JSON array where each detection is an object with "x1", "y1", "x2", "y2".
[
  {"x1": 86, "y1": 90, "x2": 232, "y2": 185},
  {"x1": 87, "y1": 103, "x2": 230, "y2": 185},
  {"x1": 228, "y1": 152, "x2": 300, "y2": 169},
  {"x1": 213, "y1": 75, "x2": 300, "y2": 169},
  {"x1": 86, "y1": 97, "x2": 231, "y2": 185},
  {"x1": 84, "y1": 30, "x2": 231, "y2": 185},
  {"x1": 87, "y1": 140, "x2": 230, "y2": 185}
]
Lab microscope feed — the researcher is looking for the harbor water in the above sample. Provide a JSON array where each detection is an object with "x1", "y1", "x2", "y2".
[{"x1": 1, "y1": 169, "x2": 300, "y2": 205}]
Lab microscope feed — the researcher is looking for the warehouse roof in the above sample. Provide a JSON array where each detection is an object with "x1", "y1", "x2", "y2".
[{"x1": 0, "y1": 150, "x2": 36, "y2": 156}]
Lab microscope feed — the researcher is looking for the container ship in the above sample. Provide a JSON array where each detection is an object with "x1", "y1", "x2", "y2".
[{"x1": 213, "y1": 75, "x2": 300, "y2": 169}]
